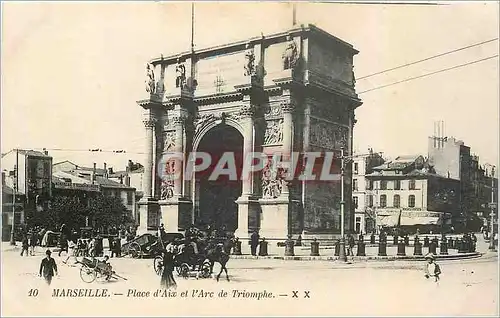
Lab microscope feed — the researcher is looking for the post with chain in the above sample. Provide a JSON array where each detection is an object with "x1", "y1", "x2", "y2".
[
  {"x1": 489, "y1": 166, "x2": 496, "y2": 251},
  {"x1": 338, "y1": 147, "x2": 347, "y2": 262}
]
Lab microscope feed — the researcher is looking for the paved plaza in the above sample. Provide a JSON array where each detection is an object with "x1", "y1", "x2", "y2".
[{"x1": 1, "y1": 240, "x2": 498, "y2": 317}]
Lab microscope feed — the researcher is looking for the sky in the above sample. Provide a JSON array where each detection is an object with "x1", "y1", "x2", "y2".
[{"x1": 1, "y1": 1, "x2": 499, "y2": 171}]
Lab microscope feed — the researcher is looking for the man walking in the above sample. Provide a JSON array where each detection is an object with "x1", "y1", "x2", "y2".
[
  {"x1": 20, "y1": 234, "x2": 29, "y2": 257},
  {"x1": 39, "y1": 250, "x2": 58, "y2": 285}
]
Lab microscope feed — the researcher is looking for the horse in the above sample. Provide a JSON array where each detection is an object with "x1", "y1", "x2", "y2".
[{"x1": 201, "y1": 236, "x2": 236, "y2": 282}]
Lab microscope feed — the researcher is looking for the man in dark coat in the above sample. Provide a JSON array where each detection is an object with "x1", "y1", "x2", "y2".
[
  {"x1": 250, "y1": 230, "x2": 259, "y2": 256},
  {"x1": 39, "y1": 250, "x2": 58, "y2": 285},
  {"x1": 20, "y1": 234, "x2": 29, "y2": 256}
]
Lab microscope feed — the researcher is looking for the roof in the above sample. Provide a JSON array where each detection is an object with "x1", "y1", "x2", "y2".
[
  {"x1": 53, "y1": 160, "x2": 78, "y2": 167},
  {"x1": 393, "y1": 155, "x2": 421, "y2": 162},
  {"x1": 2, "y1": 149, "x2": 51, "y2": 159},
  {"x1": 52, "y1": 171, "x2": 92, "y2": 184},
  {"x1": 85, "y1": 175, "x2": 135, "y2": 190}
]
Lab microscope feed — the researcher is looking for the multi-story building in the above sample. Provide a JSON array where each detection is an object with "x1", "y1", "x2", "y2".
[
  {"x1": 428, "y1": 136, "x2": 494, "y2": 230},
  {"x1": 52, "y1": 161, "x2": 137, "y2": 222},
  {"x1": 1, "y1": 149, "x2": 52, "y2": 240},
  {"x1": 352, "y1": 149, "x2": 384, "y2": 234},
  {"x1": 365, "y1": 155, "x2": 460, "y2": 234}
]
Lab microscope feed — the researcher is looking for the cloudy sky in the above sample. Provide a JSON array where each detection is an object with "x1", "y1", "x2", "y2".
[{"x1": 2, "y1": 1, "x2": 498, "y2": 170}]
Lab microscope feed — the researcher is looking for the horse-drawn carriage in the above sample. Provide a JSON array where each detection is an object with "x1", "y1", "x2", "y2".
[
  {"x1": 123, "y1": 232, "x2": 184, "y2": 259},
  {"x1": 153, "y1": 235, "x2": 235, "y2": 281},
  {"x1": 77, "y1": 257, "x2": 127, "y2": 283}
]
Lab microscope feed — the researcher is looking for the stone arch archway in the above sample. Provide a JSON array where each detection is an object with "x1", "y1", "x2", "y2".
[{"x1": 192, "y1": 123, "x2": 244, "y2": 231}]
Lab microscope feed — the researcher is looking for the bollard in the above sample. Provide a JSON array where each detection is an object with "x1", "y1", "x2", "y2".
[
  {"x1": 378, "y1": 240, "x2": 387, "y2": 256},
  {"x1": 359, "y1": 234, "x2": 364, "y2": 243},
  {"x1": 448, "y1": 237, "x2": 454, "y2": 249},
  {"x1": 334, "y1": 240, "x2": 340, "y2": 256},
  {"x1": 310, "y1": 238, "x2": 320, "y2": 256},
  {"x1": 357, "y1": 238, "x2": 366, "y2": 256},
  {"x1": 454, "y1": 238, "x2": 459, "y2": 250},
  {"x1": 413, "y1": 235, "x2": 419, "y2": 246},
  {"x1": 439, "y1": 237, "x2": 448, "y2": 255},
  {"x1": 423, "y1": 236, "x2": 430, "y2": 247},
  {"x1": 457, "y1": 239, "x2": 465, "y2": 253},
  {"x1": 428, "y1": 240, "x2": 437, "y2": 255},
  {"x1": 393, "y1": 235, "x2": 399, "y2": 246},
  {"x1": 397, "y1": 239, "x2": 406, "y2": 256},
  {"x1": 432, "y1": 237, "x2": 439, "y2": 248},
  {"x1": 413, "y1": 237, "x2": 423, "y2": 255},
  {"x1": 285, "y1": 235, "x2": 295, "y2": 256},
  {"x1": 233, "y1": 238, "x2": 242, "y2": 255},
  {"x1": 258, "y1": 238, "x2": 268, "y2": 256},
  {"x1": 404, "y1": 235, "x2": 410, "y2": 246},
  {"x1": 370, "y1": 233, "x2": 376, "y2": 244}
]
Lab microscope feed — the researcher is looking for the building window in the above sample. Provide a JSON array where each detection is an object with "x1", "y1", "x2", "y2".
[
  {"x1": 409, "y1": 179, "x2": 416, "y2": 190},
  {"x1": 353, "y1": 196, "x2": 359, "y2": 209},
  {"x1": 408, "y1": 195, "x2": 416, "y2": 207},
  {"x1": 393, "y1": 194, "x2": 400, "y2": 208},
  {"x1": 394, "y1": 180, "x2": 401, "y2": 190},
  {"x1": 367, "y1": 195, "x2": 373, "y2": 207},
  {"x1": 380, "y1": 180, "x2": 387, "y2": 190},
  {"x1": 380, "y1": 194, "x2": 387, "y2": 208},
  {"x1": 366, "y1": 180, "x2": 373, "y2": 190},
  {"x1": 127, "y1": 191, "x2": 133, "y2": 205},
  {"x1": 356, "y1": 217, "x2": 361, "y2": 222},
  {"x1": 353, "y1": 179, "x2": 358, "y2": 191},
  {"x1": 354, "y1": 163, "x2": 359, "y2": 174}
]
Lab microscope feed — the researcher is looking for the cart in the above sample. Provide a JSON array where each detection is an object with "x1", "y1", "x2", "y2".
[{"x1": 76, "y1": 257, "x2": 127, "y2": 283}]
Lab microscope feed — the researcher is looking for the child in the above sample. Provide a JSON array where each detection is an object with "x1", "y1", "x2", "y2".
[{"x1": 424, "y1": 253, "x2": 441, "y2": 283}]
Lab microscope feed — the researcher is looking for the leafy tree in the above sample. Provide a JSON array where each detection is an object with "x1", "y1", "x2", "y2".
[
  {"x1": 31, "y1": 196, "x2": 86, "y2": 231},
  {"x1": 87, "y1": 195, "x2": 130, "y2": 231}
]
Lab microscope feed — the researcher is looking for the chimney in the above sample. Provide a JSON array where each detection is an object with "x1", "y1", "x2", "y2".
[
  {"x1": 43, "y1": 148, "x2": 48, "y2": 156},
  {"x1": 125, "y1": 175, "x2": 131, "y2": 187},
  {"x1": 119, "y1": 175, "x2": 124, "y2": 184},
  {"x1": 91, "y1": 163, "x2": 96, "y2": 184},
  {"x1": 103, "y1": 163, "x2": 107, "y2": 178},
  {"x1": 108, "y1": 167, "x2": 113, "y2": 175}
]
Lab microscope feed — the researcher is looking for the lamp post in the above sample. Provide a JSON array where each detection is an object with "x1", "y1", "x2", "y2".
[
  {"x1": 489, "y1": 165, "x2": 496, "y2": 251},
  {"x1": 338, "y1": 147, "x2": 347, "y2": 262},
  {"x1": 9, "y1": 164, "x2": 17, "y2": 246}
]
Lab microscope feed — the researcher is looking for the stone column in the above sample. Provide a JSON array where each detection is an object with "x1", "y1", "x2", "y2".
[
  {"x1": 173, "y1": 115, "x2": 184, "y2": 197},
  {"x1": 235, "y1": 103, "x2": 255, "y2": 241},
  {"x1": 280, "y1": 99, "x2": 295, "y2": 197},
  {"x1": 142, "y1": 114, "x2": 156, "y2": 199}
]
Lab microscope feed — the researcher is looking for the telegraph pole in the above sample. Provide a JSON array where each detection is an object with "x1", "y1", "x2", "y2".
[
  {"x1": 489, "y1": 166, "x2": 496, "y2": 251},
  {"x1": 10, "y1": 163, "x2": 17, "y2": 246},
  {"x1": 339, "y1": 147, "x2": 347, "y2": 262}
]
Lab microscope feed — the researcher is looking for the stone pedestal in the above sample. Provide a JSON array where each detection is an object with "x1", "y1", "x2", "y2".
[
  {"x1": 159, "y1": 198, "x2": 192, "y2": 233},
  {"x1": 137, "y1": 198, "x2": 159, "y2": 235},
  {"x1": 259, "y1": 197, "x2": 289, "y2": 243}
]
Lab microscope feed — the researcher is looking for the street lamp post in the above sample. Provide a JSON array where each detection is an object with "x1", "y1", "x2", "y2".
[
  {"x1": 338, "y1": 147, "x2": 347, "y2": 262},
  {"x1": 489, "y1": 166, "x2": 496, "y2": 251},
  {"x1": 9, "y1": 164, "x2": 17, "y2": 246}
]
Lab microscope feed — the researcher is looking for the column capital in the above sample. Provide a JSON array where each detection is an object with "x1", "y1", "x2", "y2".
[
  {"x1": 239, "y1": 103, "x2": 256, "y2": 119},
  {"x1": 280, "y1": 100, "x2": 296, "y2": 113},
  {"x1": 143, "y1": 118, "x2": 157, "y2": 128}
]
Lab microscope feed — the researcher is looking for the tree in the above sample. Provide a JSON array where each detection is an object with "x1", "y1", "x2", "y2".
[
  {"x1": 87, "y1": 195, "x2": 130, "y2": 231},
  {"x1": 31, "y1": 196, "x2": 86, "y2": 231}
]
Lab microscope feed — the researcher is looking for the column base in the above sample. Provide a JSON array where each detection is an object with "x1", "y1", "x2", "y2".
[
  {"x1": 236, "y1": 196, "x2": 259, "y2": 255},
  {"x1": 137, "y1": 198, "x2": 159, "y2": 235},
  {"x1": 159, "y1": 197, "x2": 192, "y2": 233},
  {"x1": 259, "y1": 196, "x2": 290, "y2": 245}
]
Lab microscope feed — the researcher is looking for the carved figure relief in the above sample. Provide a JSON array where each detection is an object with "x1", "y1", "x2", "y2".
[
  {"x1": 175, "y1": 59, "x2": 187, "y2": 88},
  {"x1": 264, "y1": 120, "x2": 283, "y2": 145},
  {"x1": 309, "y1": 120, "x2": 349, "y2": 149},
  {"x1": 261, "y1": 159, "x2": 286, "y2": 199},
  {"x1": 145, "y1": 63, "x2": 155, "y2": 94},
  {"x1": 160, "y1": 161, "x2": 176, "y2": 200},
  {"x1": 282, "y1": 35, "x2": 299, "y2": 70},
  {"x1": 163, "y1": 131, "x2": 176, "y2": 151},
  {"x1": 244, "y1": 43, "x2": 256, "y2": 76}
]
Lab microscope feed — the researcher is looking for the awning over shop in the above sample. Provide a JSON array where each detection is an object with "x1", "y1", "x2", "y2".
[
  {"x1": 400, "y1": 211, "x2": 443, "y2": 226},
  {"x1": 376, "y1": 210, "x2": 401, "y2": 227}
]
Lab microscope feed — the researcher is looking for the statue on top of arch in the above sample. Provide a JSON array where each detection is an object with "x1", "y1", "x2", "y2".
[
  {"x1": 282, "y1": 34, "x2": 299, "y2": 70},
  {"x1": 145, "y1": 63, "x2": 156, "y2": 94}
]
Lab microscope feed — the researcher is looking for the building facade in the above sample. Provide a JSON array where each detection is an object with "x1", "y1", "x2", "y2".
[
  {"x1": 1, "y1": 149, "x2": 53, "y2": 239},
  {"x1": 366, "y1": 155, "x2": 460, "y2": 234},
  {"x1": 352, "y1": 149, "x2": 384, "y2": 234},
  {"x1": 136, "y1": 24, "x2": 362, "y2": 241}
]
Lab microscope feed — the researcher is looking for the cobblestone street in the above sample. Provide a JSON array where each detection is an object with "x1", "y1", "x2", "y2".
[{"x1": 2, "y1": 243, "x2": 497, "y2": 316}]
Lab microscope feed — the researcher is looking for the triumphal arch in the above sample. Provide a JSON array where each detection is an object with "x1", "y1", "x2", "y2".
[{"x1": 137, "y1": 24, "x2": 362, "y2": 243}]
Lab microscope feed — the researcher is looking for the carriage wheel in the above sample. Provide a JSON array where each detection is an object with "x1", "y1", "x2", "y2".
[
  {"x1": 153, "y1": 255, "x2": 163, "y2": 276},
  {"x1": 179, "y1": 263, "x2": 190, "y2": 279},
  {"x1": 80, "y1": 267, "x2": 96, "y2": 283},
  {"x1": 128, "y1": 242, "x2": 142, "y2": 259},
  {"x1": 200, "y1": 261, "x2": 211, "y2": 279}
]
